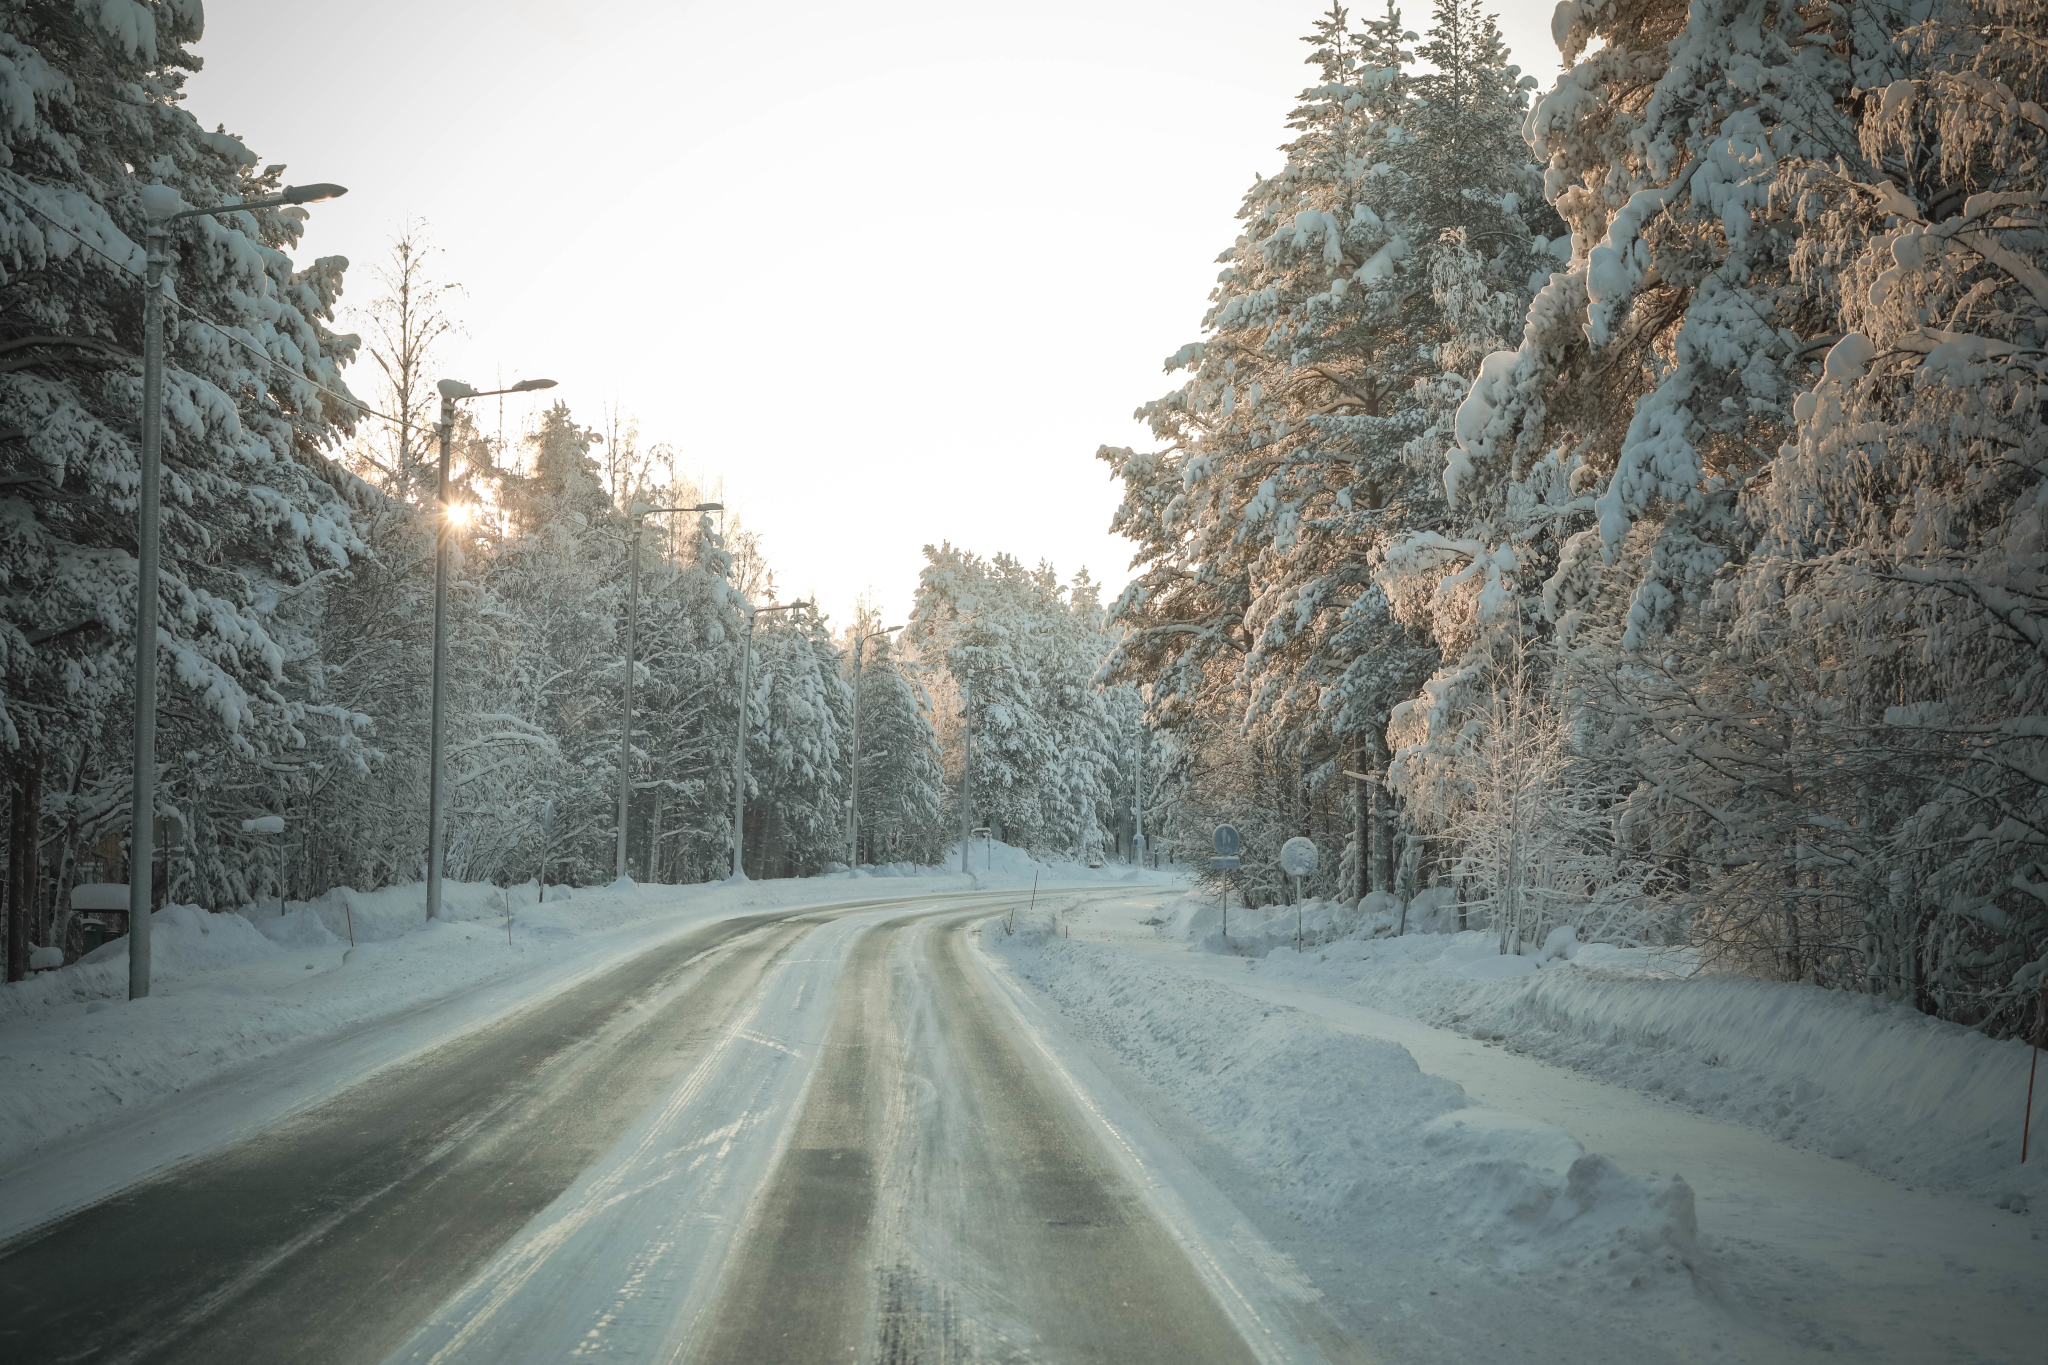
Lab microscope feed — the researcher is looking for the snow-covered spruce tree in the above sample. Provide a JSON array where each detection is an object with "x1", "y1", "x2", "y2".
[
  {"x1": 739, "y1": 607, "x2": 849, "y2": 879},
  {"x1": 845, "y1": 613, "x2": 945, "y2": 867},
  {"x1": 1, "y1": 0, "x2": 366, "y2": 950},
  {"x1": 1406, "y1": 0, "x2": 2048, "y2": 1016},
  {"x1": 1687, "y1": 0, "x2": 2048, "y2": 1024},
  {"x1": 625, "y1": 506, "x2": 746, "y2": 884},
  {"x1": 1378, "y1": 0, "x2": 1878, "y2": 956},
  {"x1": 1102, "y1": 0, "x2": 1554, "y2": 906},
  {"x1": 463, "y1": 402, "x2": 624, "y2": 886},
  {"x1": 910, "y1": 544, "x2": 1133, "y2": 858}
]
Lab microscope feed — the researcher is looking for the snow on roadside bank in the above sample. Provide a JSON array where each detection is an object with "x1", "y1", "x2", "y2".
[
  {"x1": 0, "y1": 880, "x2": 696, "y2": 1166},
  {"x1": 1154, "y1": 893, "x2": 2046, "y2": 1208},
  {"x1": 986, "y1": 914, "x2": 1701, "y2": 1294},
  {"x1": 0, "y1": 849, "x2": 1160, "y2": 1169}
]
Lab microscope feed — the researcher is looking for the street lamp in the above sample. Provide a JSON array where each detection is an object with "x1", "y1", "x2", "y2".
[
  {"x1": 844, "y1": 624, "x2": 902, "y2": 870},
  {"x1": 731, "y1": 599, "x2": 811, "y2": 881},
  {"x1": 126, "y1": 182, "x2": 346, "y2": 1000},
  {"x1": 615, "y1": 499, "x2": 722, "y2": 883},
  {"x1": 425, "y1": 376, "x2": 557, "y2": 922}
]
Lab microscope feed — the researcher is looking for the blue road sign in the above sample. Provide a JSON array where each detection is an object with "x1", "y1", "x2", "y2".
[
  {"x1": 1212, "y1": 824, "x2": 1241, "y2": 858},
  {"x1": 1210, "y1": 856, "x2": 1241, "y2": 871}
]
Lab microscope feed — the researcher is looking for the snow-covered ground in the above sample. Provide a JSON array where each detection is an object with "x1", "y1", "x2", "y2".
[
  {"x1": 0, "y1": 845, "x2": 1166, "y2": 1190},
  {"x1": 1152, "y1": 891, "x2": 2045, "y2": 1208},
  {"x1": 985, "y1": 888, "x2": 2046, "y2": 1363}
]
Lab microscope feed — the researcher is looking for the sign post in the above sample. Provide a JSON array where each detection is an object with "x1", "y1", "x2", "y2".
[
  {"x1": 1280, "y1": 837, "x2": 1318, "y2": 950},
  {"x1": 539, "y1": 799, "x2": 556, "y2": 908},
  {"x1": 1211, "y1": 825, "x2": 1241, "y2": 941}
]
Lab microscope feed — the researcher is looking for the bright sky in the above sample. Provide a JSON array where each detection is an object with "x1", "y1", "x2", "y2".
[{"x1": 188, "y1": 1, "x2": 1561, "y2": 629}]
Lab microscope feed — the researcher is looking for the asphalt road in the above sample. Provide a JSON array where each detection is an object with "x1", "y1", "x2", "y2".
[
  {"x1": 691, "y1": 910, "x2": 1257, "y2": 1365},
  {"x1": 0, "y1": 891, "x2": 1271, "y2": 1365}
]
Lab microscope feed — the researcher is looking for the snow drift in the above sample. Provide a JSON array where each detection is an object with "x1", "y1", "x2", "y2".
[
  {"x1": 989, "y1": 929, "x2": 1699, "y2": 1287},
  {"x1": 1157, "y1": 899, "x2": 2047, "y2": 1207}
]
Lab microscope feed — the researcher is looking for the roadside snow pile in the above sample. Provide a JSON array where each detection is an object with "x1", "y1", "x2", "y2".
[
  {"x1": 1158, "y1": 888, "x2": 1469, "y2": 956},
  {"x1": 990, "y1": 931, "x2": 1699, "y2": 1290},
  {"x1": 1165, "y1": 916, "x2": 2047, "y2": 1205},
  {"x1": 854, "y1": 838, "x2": 1168, "y2": 886},
  {"x1": 1, "y1": 881, "x2": 521, "y2": 1030},
  {"x1": 0, "y1": 876, "x2": 779, "y2": 1164}
]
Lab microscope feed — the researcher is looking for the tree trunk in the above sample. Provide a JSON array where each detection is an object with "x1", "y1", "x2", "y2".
[
  {"x1": 648, "y1": 782, "x2": 665, "y2": 884},
  {"x1": 1350, "y1": 743, "x2": 1368, "y2": 907},
  {"x1": 7, "y1": 753, "x2": 42, "y2": 981},
  {"x1": 48, "y1": 744, "x2": 90, "y2": 960}
]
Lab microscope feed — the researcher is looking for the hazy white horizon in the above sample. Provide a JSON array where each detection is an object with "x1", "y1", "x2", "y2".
[{"x1": 188, "y1": 0, "x2": 1561, "y2": 628}]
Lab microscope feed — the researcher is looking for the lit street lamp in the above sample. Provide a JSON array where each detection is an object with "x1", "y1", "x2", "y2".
[
  {"x1": 425, "y1": 376, "x2": 557, "y2": 921},
  {"x1": 615, "y1": 500, "x2": 722, "y2": 882},
  {"x1": 731, "y1": 599, "x2": 811, "y2": 881},
  {"x1": 844, "y1": 624, "x2": 902, "y2": 870},
  {"x1": 127, "y1": 182, "x2": 346, "y2": 1000}
]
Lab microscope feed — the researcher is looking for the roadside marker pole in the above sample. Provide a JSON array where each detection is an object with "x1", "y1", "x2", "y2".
[{"x1": 2026, "y1": 985, "x2": 2044, "y2": 1164}]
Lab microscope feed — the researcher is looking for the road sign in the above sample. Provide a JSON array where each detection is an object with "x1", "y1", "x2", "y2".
[
  {"x1": 1210, "y1": 856, "x2": 1240, "y2": 870},
  {"x1": 1212, "y1": 824, "x2": 1240, "y2": 858},
  {"x1": 1280, "y1": 837, "x2": 1318, "y2": 877}
]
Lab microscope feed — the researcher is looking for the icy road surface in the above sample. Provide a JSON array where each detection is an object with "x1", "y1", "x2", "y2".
[{"x1": 0, "y1": 889, "x2": 1319, "y2": 1364}]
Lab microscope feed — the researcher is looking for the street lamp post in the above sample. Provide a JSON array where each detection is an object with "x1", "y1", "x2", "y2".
[
  {"x1": 615, "y1": 500, "x2": 722, "y2": 882},
  {"x1": 126, "y1": 182, "x2": 346, "y2": 1000},
  {"x1": 425, "y1": 376, "x2": 557, "y2": 922},
  {"x1": 844, "y1": 624, "x2": 902, "y2": 869},
  {"x1": 730, "y1": 600, "x2": 810, "y2": 881}
]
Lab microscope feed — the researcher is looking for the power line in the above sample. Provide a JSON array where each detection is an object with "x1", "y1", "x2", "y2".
[{"x1": 0, "y1": 177, "x2": 409, "y2": 433}]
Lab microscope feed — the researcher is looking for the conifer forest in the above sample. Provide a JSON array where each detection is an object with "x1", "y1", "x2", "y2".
[{"x1": 1, "y1": 3, "x2": 2045, "y2": 1362}]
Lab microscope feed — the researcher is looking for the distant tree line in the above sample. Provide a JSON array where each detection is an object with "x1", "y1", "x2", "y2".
[{"x1": 0, "y1": 0, "x2": 1152, "y2": 978}]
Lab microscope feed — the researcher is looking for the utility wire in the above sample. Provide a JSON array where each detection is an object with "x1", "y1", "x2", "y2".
[{"x1": 0, "y1": 177, "x2": 409, "y2": 433}]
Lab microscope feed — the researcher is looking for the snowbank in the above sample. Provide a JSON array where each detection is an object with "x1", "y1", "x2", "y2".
[
  {"x1": 0, "y1": 880, "x2": 644, "y2": 1162},
  {"x1": 1160, "y1": 888, "x2": 1471, "y2": 956},
  {"x1": 987, "y1": 929, "x2": 1700, "y2": 1290},
  {"x1": 1158, "y1": 905, "x2": 2047, "y2": 1206},
  {"x1": 858, "y1": 838, "x2": 1172, "y2": 888}
]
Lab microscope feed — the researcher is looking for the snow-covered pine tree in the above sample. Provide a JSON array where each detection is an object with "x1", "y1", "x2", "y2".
[
  {"x1": 740, "y1": 607, "x2": 848, "y2": 878},
  {"x1": 911, "y1": 544, "x2": 1134, "y2": 858},
  {"x1": 845, "y1": 612, "x2": 945, "y2": 866},
  {"x1": 1, "y1": 0, "x2": 366, "y2": 946},
  {"x1": 629, "y1": 509, "x2": 747, "y2": 883},
  {"x1": 1103, "y1": 0, "x2": 1554, "y2": 905},
  {"x1": 1620, "y1": 0, "x2": 2048, "y2": 1024}
]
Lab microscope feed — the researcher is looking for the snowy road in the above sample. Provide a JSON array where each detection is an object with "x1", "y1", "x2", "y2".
[
  {"x1": 0, "y1": 888, "x2": 1301, "y2": 1365},
  {"x1": 13, "y1": 878, "x2": 2024, "y2": 1365}
]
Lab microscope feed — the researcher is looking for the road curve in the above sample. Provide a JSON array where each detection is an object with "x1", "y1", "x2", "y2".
[{"x1": 0, "y1": 891, "x2": 1276, "y2": 1365}]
